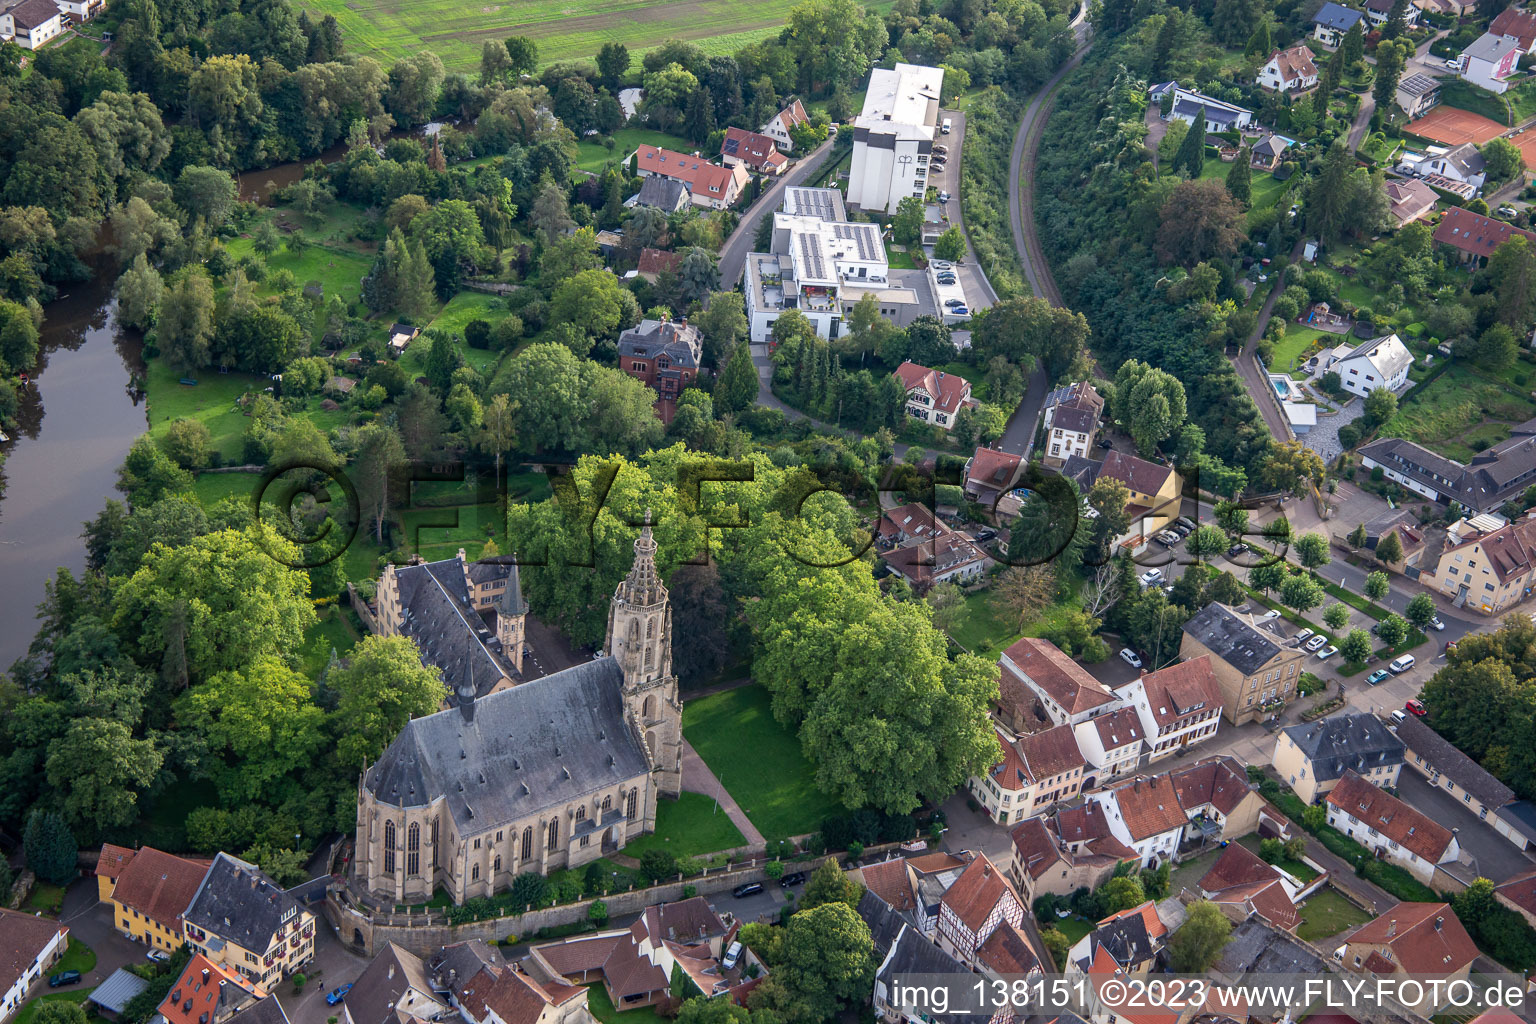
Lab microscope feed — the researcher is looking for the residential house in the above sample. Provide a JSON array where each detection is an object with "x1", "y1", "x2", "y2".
[
  {"x1": 1415, "y1": 0, "x2": 1475, "y2": 15},
  {"x1": 156, "y1": 955, "x2": 266, "y2": 1024},
  {"x1": 1491, "y1": 7, "x2": 1536, "y2": 52},
  {"x1": 1330, "y1": 333, "x2": 1413, "y2": 399},
  {"x1": 221, "y1": 999, "x2": 291, "y2": 1024},
  {"x1": 999, "y1": 637, "x2": 1119, "y2": 727},
  {"x1": 1434, "y1": 207, "x2": 1534, "y2": 265},
  {"x1": 617, "y1": 317, "x2": 702, "y2": 400},
  {"x1": 720, "y1": 127, "x2": 788, "y2": 175},
  {"x1": 387, "y1": 322, "x2": 420, "y2": 355},
  {"x1": 1395, "y1": 73, "x2": 1441, "y2": 120},
  {"x1": 526, "y1": 896, "x2": 754, "y2": 1013},
  {"x1": 1211, "y1": 916, "x2": 1331, "y2": 993},
  {"x1": 1112, "y1": 657, "x2": 1224, "y2": 762},
  {"x1": 1325, "y1": 771, "x2": 1461, "y2": 885},
  {"x1": 859, "y1": 892, "x2": 999, "y2": 1024},
  {"x1": 1394, "y1": 713, "x2": 1536, "y2": 850},
  {"x1": 1256, "y1": 46, "x2": 1318, "y2": 93},
  {"x1": 339, "y1": 944, "x2": 447, "y2": 1024},
  {"x1": 1495, "y1": 869, "x2": 1536, "y2": 928},
  {"x1": 1180, "y1": 603, "x2": 1306, "y2": 725},
  {"x1": 905, "y1": 851, "x2": 974, "y2": 938},
  {"x1": 895, "y1": 361, "x2": 975, "y2": 429},
  {"x1": 440, "y1": 943, "x2": 588, "y2": 1024},
  {"x1": 1421, "y1": 143, "x2": 1488, "y2": 189},
  {"x1": 0, "y1": 0, "x2": 64, "y2": 48},
  {"x1": 848, "y1": 63, "x2": 945, "y2": 214},
  {"x1": 97, "y1": 844, "x2": 211, "y2": 952},
  {"x1": 1312, "y1": 2, "x2": 1365, "y2": 46},
  {"x1": 1340, "y1": 904, "x2": 1479, "y2": 1014},
  {"x1": 182, "y1": 853, "x2": 315, "y2": 987},
  {"x1": 1359, "y1": 422, "x2": 1536, "y2": 513},
  {"x1": 0, "y1": 909, "x2": 68, "y2": 1024},
  {"x1": 1196, "y1": 843, "x2": 1301, "y2": 932},
  {"x1": 1420, "y1": 512, "x2": 1536, "y2": 614},
  {"x1": 633, "y1": 176, "x2": 689, "y2": 213},
  {"x1": 1357, "y1": 506, "x2": 1427, "y2": 571},
  {"x1": 1462, "y1": 32, "x2": 1523, "y2": 94},
  {"x1": 1096, "y1": 450, "x2": 1181, "y2": 546},
  {"x1": 325, "y1": 376, "x2": 357, "y2": 398},
  {"x1": 52, "y1": 0, "x2": 104, "y2": 23},
  {"x1": 634, "y1": 248, "x2": 682, "y2": 283},
  {"x1": 1365, "y1": 0, "x2": 1419, "y2": 28},
  {"x1": 878, "y1": 502, "x2": 948, "y2": 546},
  {"x1": 1088, "y1": 773, "x2": 1189, "y2": 868},
  {"x1": 745, "y1": 195, "x2": 921, "y2": 342},
  {"x1": 760, "y1": 99, "x2": 810, "y2": 152},
  {"x1": 1005, "y1": 814, "x2": 1133, "y2": 903},
  {"x1": 1169, "y1": 755, "x2": 1276, "y2": 844},
  {"x1": 1383, "y1": 178, "x2": 1439, "y2": 227},
  {"x1": 1069, "y1": 902, "x2": 1168, "y2": 978},
  {"x1": 1072, "y1": 707, "x2": 1146, "y2": 787},
  {"x1": 934, "y1": 854, "x2": 1026, "y2": 966},
  {"x1": 633, "y1": 145, "x2": 747, "y2": 210},
  {"x1": 964, "y1": 446, "x2": 1024, "y2": 507},
  {"x1": 1249, "y1": 135, "x2": 1290, "y2": 172},
  {"x1": 1042, "y1": 382, "x2": 1105, "y2": 466},
  {"x1": 855, "y1": 858, "x2": 922, "y2": 923},
  {"x1": 1273, "y1": 713, "x2": 1404, "y2": 805},
  {"x1": 881, "y1": 531, "x2": 990, "y2": 590},
  {"x1": 969, "y1": 724, "x2": 1086, "y2": 825},
  {"x1": 1156, "y1": 84, "x2": 1254, "y2": 132}
]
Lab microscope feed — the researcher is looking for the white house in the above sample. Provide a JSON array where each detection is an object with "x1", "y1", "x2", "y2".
[
  {"x1": 0, "y1": 0, "x2": 65, "y2": 48},
  {"x1": 1112, "y1": 657, "x2": 1225, "y2": 763},
  {"x1": 1403, "y1": 142, "x2": 1487, "y2": 189},
  {"x1": 0, "y1": 909, "x2": 68, "y2": 1024},
  {"x1": 1462, "y1": 32, "x2": 1523, "y2": 94},
  {"x1": 1088, "y1": 774, "x2": 1188, "y2": 868},
  {"x1": 847, "y1": 63, "x2": 944, "y2": 214},
  {"x1": 998, "y1": 636, "x2": 1120, "y2": 728},
  {"x1": 1326, "y1": 771, "x2": 1461, "y2": 884},
  {"x1": 1042, "y1": 381, "x2": 1105, "y2": 466},
  {"x1": 1312, "y1": 1, "x2": 1365, "y2": 46},
  {"x1": 1365, "y1": 0, "x2": 1419, "y2": 28},
  {"x1": 894, "y1": 360, "x2": 975, "y2": 429},
  {"x1": 969, "y1": 725, "x2": 1087, "y2": 826},
  {"x1": 1072, "y1": 707, "x2": 1145, "y2": 788},
  {"x1": 1257, "y1": 46, "x2": 1319, "y2": 93},
  {"x1": 760, "y1": 99, "x2": 810, "y2": 152},
  {"x1": 1157, "y1": 83, "x2": 1253, "y2": 132},
  {"x1": 1331, "y1": 333, "x2": 1413, "y2": 398},
  {"x1": 934, "y1": 854, "x2": 1026, "y2": 965}
]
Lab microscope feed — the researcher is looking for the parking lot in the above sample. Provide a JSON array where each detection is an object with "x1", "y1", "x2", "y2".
[{"x1": 1395, "y1": 770, "x2": 1536, "y2": 882}]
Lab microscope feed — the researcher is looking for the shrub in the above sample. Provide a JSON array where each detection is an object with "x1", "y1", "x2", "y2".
[
  {"x1": 589, "y1": 900, "x2": 609, "y2": 926},
  {"x1": 640, "y1": 849, "x2": 678, "y2": 883},
  {"x1": 764, "y1": 860, "x2": 786, "y2": 880},
  {"x1": 682, "y1": 884, "x2": 697, "y2": 898},
  {"x1": 847, "y1": 841, "x2": 864, "y2": 859}
]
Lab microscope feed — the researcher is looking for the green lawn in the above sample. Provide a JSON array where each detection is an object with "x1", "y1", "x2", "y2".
[
  {"x1": 1054, "y1": 915, "x2": 1092, "y2": 945},
  {"x1": 224, "y1": 236, "x2": 373, "y2": 308},
  {"x1": 945, "y1": 589, "x2": 1021, "y2": 661},
  {"x1": 191, "y1": 471, "x2": 261, "y2": 507},
  {"x1": 12, "y1": 991, "x2": 107, "y2": 1024},
  {"x1": 620, "y1": 791, "x2": 748, "y2": 858},
  {"x1": 1199, "y1": 156, "x2": 1289, "y2": 215},
  {"x1": 575, "y1": 127, "x2": 698, "y2": 173},
  {"x1": 1435, "y1": 80, "x2": 1511, "y2": 126},
  {"x1": 144, "y1": 360, "x2": 272, "y2": 462},
  {"x1": 886, "y1": 244, "x2": 917, "y2": 270},
  {"x1": 1237, "y1": 835, "x2": 1319, "y2": 883},
  {"x1": 583, "y1": 984, "x2": 664, "y2": 1024},
  {"x1": 398, "y1": 501, "x2": 507, "y2": 563},
  {"x1": 1296, "y1": 887, "x2": 1372, "y2": 942},
  {"x1": 682, "y1": 684, "x2": 844, "y2": 840},
  {"x1": 54, "y1": 939, "x2": 97, "y2": 976},
  {"x1": 1379, "y1": 364, "x2": 1536, "y2": 462},
  {"x1": 1270, "y1": 324, "x2": 1334, "y2": 375},
  {"x1": 26, "y1": 884, "x2": 66, "y2": 915},
  {"x1": 289, "y1": 0, "x2": 897, "y2": 72}
]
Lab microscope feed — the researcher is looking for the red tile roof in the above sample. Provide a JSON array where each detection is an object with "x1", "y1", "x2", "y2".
[
  {"x1": 1198, "y1": 844, "x2": 1300, "y2": 931},
  {"x1": 1433, "y1": 207, "x2": 1536, "y2": 259},
  {"x1": 1327, "y1": 771, "x2": 1455, "y2": 863},
  {"x1": 1496, "y1": 868, "x2": 1536, "y2": 917},
  {"x1": 721, "y1": 127, "x2": 787, "y2": 171},
  {"x1": 968, "y1": 446, "x2": 1023, "y2": 493},
  {"x1": 1091, "y1": 707, "x2": 1145, "y2": 751},
  {"x1": 906, "y1": 851, "x2": 969, "y2": 875},
  {"x1": 1349, "y1": 902, "x2": 1478, "y2": 975},
  {"x1": 894, "y1": 361, "x2": 972, "y2": 415},
  {"x1": 111, "y1": 846, "x2": 213, "y2": 933},
  {"x1": 634, "y1": 145, "x2": 739, "y2": 200},
  {"x1": 1170, "y1": 756, "x2": 1253, "y2": 817},
  {"x1": 879, "y1": 502, "x2": 948, "y2": 541},
  {"x1": 157, "y1": 954, "x2": 263, "y2": 1024},
  {"x1": 1110, "y1": 774, "x2": 1188, "y2": 841},
  {"x1": 96, "y1": 843, "x2": 137, "y2": 880},
  {"x1": 1098, "y1": 900, "x2": 1168, "y2": 941},
  {"x1": 1017, "y1": 724, "x2": 1086, "y2": 782},
  {"x1": 1491, "y1": 7, "x2": 1536, "y2": 50},
  {"x1": 0, "y1": 908, "x2": 66, "y2": 1000},
  {"x1": 459, "y1": 966, "x2": 568, "y2": 1024},
  {"x1": 1098, "y1": 450, "x2": 1176, "y2": 500},
  {"x1": 1001, "y1": 637, "x2": 1118, "y2": 716},
  {"x1": 1138, "y1": 656, "x2": 1222, "y2": 729},
  {"x1": 881, "y1": 532, "x2": 987, "y2": 586},
  {"x1": 1267, "y1": 45, "x2": 1317, "y2": 85},
  {"x1": 773, "y1": 99, "x2": 809, "y2": 130},
  {"x1": 858, "y1": 859, "x2": 917, "y2": 912},
  {"x1": 1009, "y1": 817, "x2": 1067, "y2": 880},
  {"x1": 636, "y1": 248, "x2": 682, "y2": 276},
  {"x1": 939, "y1": 853, "x2": 1019, "y2": 936},
  {"x1": 976, "y1": 923, "x2": 1040, "y2": 976}
]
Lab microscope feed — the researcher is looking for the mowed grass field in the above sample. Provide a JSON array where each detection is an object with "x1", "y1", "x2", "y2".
[{"x1": 296, "y1": 0, "x2": 897, "y2": 72}]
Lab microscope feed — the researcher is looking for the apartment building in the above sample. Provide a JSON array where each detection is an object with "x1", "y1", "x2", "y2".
[
  {"x1": 1181, "y1": 603, "x2": 1305, "y2": 724},
  {"x1": 847, "y1": 63, "x2": 945, "y2": 214},
  {"x1": 1274, "y1": 713, "x2": 1404, "y2": 805},
  {"x1": 1326, "y1": 771, "x2": 1460, "y2": 884}
]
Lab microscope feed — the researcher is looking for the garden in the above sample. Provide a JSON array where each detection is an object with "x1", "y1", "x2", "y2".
[
  {"x1": 1295, "y1": 887, "x2": 1372, "y2": 943},
  {"x1": 1376, "y1": 363, "x2": 1536, "y2": 463}
]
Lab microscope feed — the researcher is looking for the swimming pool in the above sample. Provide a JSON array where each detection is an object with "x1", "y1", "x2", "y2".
[{"x1": 1271, "y1": 375, "x2": 1292, "y2": 400}]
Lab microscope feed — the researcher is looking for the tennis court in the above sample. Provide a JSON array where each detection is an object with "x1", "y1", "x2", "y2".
[
  {"x1": 1510, "y1": 130, "x2": 1536, "y2": 174},
  {"x1": 1406, "y1": 105, "x2": 1506, "y2": 145}
]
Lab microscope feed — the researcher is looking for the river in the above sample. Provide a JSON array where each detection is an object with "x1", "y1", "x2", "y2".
[{"x1": 0, "y1": 273, "x2": 145, "y2": 669}]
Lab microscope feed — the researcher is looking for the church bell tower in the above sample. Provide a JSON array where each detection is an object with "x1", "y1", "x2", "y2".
[{"x1": 606, "y1": 519, "x2": 683, "y2": 797}]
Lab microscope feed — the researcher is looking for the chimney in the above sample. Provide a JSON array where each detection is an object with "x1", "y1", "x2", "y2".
[
  {"x1": 1435, "y1": 916, "x2": 1443, "y2": 931},
  {"x1": 1387, "y1": 919, "x2": 1396, "y2": 937},
  {"x1": 202, "y1": 970, "x2": 210, "y2": 985}
]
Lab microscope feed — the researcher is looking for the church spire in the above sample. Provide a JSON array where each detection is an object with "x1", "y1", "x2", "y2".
[{"x1": 615, "y1": 512, "x2": 666, "y2": 607}]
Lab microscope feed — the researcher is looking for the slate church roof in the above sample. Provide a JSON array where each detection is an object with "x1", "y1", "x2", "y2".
[
  {"x1": 389, "y1": 556, "x2": 519, "y2": 698},
  {"x1": 363, "y1": 658, "x2": 651, "y2": 832}
]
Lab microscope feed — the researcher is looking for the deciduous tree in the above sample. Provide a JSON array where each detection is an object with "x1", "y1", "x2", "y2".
[{"x1": 329, "y1": 634, "x2": 448, "y2": 768}]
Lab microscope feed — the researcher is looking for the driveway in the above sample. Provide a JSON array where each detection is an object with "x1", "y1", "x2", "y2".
[
  {"x1": 716, "y1": 136, "x2": 837, "y2": 290},
  {"x1": 283, "y1": 905, "x2": 371, "y2": 1024},
  {"x1": 709, "y1": 880, "x2": 790, "y2": 926},
  {"x1": 55, "y1": 881, "x2": 147, "y2": 990},
  {"x1": 927, "y1": 109, "x2": 996, "y2": 312},
  {"x1": 1396, "y1": 770, "x2": 1536, "y2": 883}
]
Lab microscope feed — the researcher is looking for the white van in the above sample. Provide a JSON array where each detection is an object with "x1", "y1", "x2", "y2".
[
  {"x1": 722, "y1": 941, "x2": 743, "y2": 971},
  {"x1": 1388, "y1": 654, "x2": 1416, "y2": 674},
  {"x1": 1389, "y1": 709, "x2": 1407, "y2": 726},
  {"x1": 941, "y1": 118, "x2": 952, "y2": 135}
]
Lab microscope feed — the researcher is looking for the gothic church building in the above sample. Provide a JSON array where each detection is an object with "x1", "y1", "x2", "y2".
[{"x1": 354, "y1": 526, "x2": 684, "y2": 905}]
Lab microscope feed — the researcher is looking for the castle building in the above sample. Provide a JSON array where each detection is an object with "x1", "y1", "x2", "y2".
[{"x1": 354, "y1": 526, "x2": 684, "y2": 905}]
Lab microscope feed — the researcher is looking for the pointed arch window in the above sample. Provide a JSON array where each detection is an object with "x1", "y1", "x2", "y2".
[
  {"x1": 547, "y1": 817, "x2": 560, "y2": 851},
  {"x1": 521, "y1": 827, "x2": 533, "y2": 861},
  {"x1": 431, "y1": 819, "x2": 439, "y2": 869},
  {"x1": 383, "y1": 821, "x2": 397, "y2": 874},
  {"x1": 406, "y1": 822, "x2": 420, "y2": 876},
  {"x1": 646, "y1": 618, "x2": 655, "y2": 639},
  {"x1": 471, "y1": 863, "x2": 479, "y2": 881},
  {"x1": 602, "y1": 795, "x2": 612, "y2": 814},
  {"x1": 626, "y1": 789, "x2": 638, "y2": 820}
]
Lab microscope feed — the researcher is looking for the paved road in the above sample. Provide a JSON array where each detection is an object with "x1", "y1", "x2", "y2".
[
  {"x1": 933, "y1": 109, "x2": 999, "y2": 310},
  {"x1": 717, "y1": 136, "x2": 838, "y2": 290},
  {"x1": 1397, "y1": 770, "x2": 1536, "y2": 881},
  {"x1": 681, "y1": 738, "x2": 765, "y2": 847}
]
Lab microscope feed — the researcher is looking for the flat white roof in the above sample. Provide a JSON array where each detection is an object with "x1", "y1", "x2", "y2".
[
  {"x1": 859, "y1": 62, "x2": 944, "y2": 129},
  {"x1": 1283, "y1": 403, "x2": 1318, "y2": 427}
]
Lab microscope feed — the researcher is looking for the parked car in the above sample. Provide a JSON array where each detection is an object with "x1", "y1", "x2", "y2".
[
  {"x1": 1304, "y1": 634, "x2": 1328, "y2": 652},
  {"x1": 1405, "y1": 698, "x2": 1427, "y2": 716},
  {"x1": 326, "y1": 984, "x2": 354, "y2": 1006},
  {"x1": 1097, "y1": 438, "x2": 1114, "y2": 449},
  {"x1": 1119, "y1": 648, "x2": 1143, "y2": 669},
  {"x1": 973, "y1": 528, "x2": 996, "y2": 542},
  {"x1": 1294, "y1": 628, "x2": 1315, "y2": 645},
  {"x1": 950, "y1": 306, "x2": 969, "y2": 315},
  {"x1": 1316, "y1": 645, "x2": 1339, "y2": 660},
  {"x1": 1138, "y1": 568, "x2": 1163, "y2": 587},
  {"x1": 1389, "y1": 654, "x2": 1416, "y2": 674},
  {"x1": 1228, "y1": 543, "x2": 1247, "y2": 557},
  {"x1": 931, "y1": 261, "x2": 952, "y2": 270},
  {"x1": 1171, "y1": 524, "x2": 1192, "y2": 539},
  {"x1": 938, "y1": 191, "x2": 951, "y2": 202},
  {"x1": 1155, "y1": 531, "x2": 1179, "y2": 546},
  {"x1": 933, "y1": 145, "x2": 949, "y2": 156},
  {"x1": 49, "y1": 972, "x2": 80, "y2": 988},
  {"x1": 780, "y1": 872, "x2": 806, "y2": 887},
  {"x1": 1429, "y1": 616, "x2": 1445, "y2": 631},
  {"x1": 146, "y1": 950, "x2": 170, "y2": 964},
  {"x1": 1175, "y1": 516, "x2": 1196, "y2": 531},
  {"x1": 733, "y1": 882, "x2": 764, "y2": 898},
  {"x1": 944, "y1": 298, "x2": 966, "y2": 308},
  {"x1": 721, "y1": 942, "x2": 743, "y2": 972},
  {"x1": 930, "y1": 156, "x2": 947, "y2": 166},
  {"x1": 1390, "y1": 709, "x2": 1407, "y2": 725},
  {"x1": 1366, "y1": 669, "x2": 1391, "y2": 685}
]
